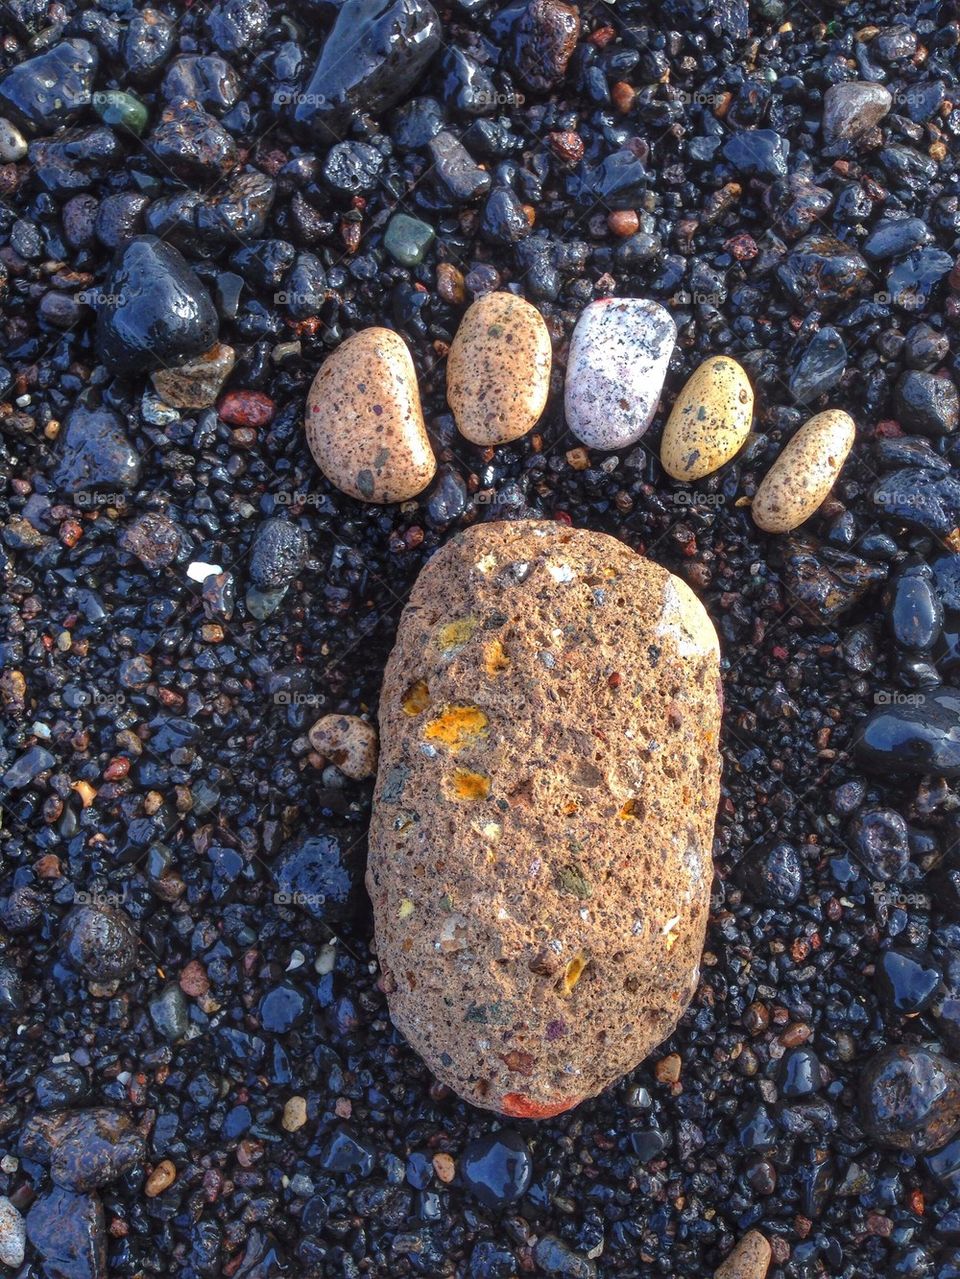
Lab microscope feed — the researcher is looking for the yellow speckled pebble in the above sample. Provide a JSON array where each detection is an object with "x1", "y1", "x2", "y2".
[
  {"x1": 661, "y1": 356, "x2": 753, "y2": 481},
  {"x1": 752, "y1": 408, "x2": 855, "y2": 534},
  {"x1": 304, "y1": 327, "x2": 436, "y2": 504},
  {"x1": 446, "y1": 291, "x2": 552, "y2": 445}
]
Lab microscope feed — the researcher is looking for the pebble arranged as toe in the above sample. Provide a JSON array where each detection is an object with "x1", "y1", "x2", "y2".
[
  {"x1": 304, "y1": 327, "x2": 437, "y2": 503},
  {"x1": 752, "y1": 409, "x2": 856, "y2": 533},
  {"x1": 446, "y1": 291, "x2": 552, "y2": 445},
  {"x1": 661, "y1": 356, "x2": 753, "y2": 481},
  {"x1": 565, "y1": 298, "x2": 676, "y2": 450}
]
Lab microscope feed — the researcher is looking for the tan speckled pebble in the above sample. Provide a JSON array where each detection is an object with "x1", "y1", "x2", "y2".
[
  {"x1": 752, "y1": 409, "x2": 855, "y2": 534},
  {"x1": 308, "y1": 714, "x2": 378, "y2": 780},
  {"x1": 304, "y1": 327, "x2": 436, "y2": 503},
  {"x1": 714, "y1": 1230, "x2": 772, "y2": 1279},
  {"x1": 661, "y1": 356, "x2": 753, "y2": 481},
  {"x1": 446, "y1": 292, "x2": 552, "y2": 445},
  {"x1": 367, "y1": 520, "x2": 722, "y2": 1117}
]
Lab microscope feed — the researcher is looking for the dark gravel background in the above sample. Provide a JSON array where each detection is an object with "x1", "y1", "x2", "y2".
[{"x1": 1, "y1": 0, "x2": 960, "y2": 1274}]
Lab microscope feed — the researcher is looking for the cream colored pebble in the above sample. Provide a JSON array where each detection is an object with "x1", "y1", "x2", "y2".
[
  {"x1": 309, "y1": 713, "x2": 379, "y2": 781},
  {"x1": 661, "y1": 356, "x2": 753, "y2": 481},
  {"x1": 714, "y1": 1230, "x2": 772, "y2": 1279},
  {"x1": 752, "y1": 409, "x2": 855, "y2": 533}
]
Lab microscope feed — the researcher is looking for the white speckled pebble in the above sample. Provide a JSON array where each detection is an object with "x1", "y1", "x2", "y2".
[
  {"x1": 0, "y1": 117, "x2": 26, "y2": 163},
  {"x1": 752, "y1": 409, "x2": 855, "y2": 534},
  {"x1": 564, "y1": 298, "x2": 676, "y2": 450},
  {"x1": 661, "y1": 356, "x2": 753, "y2": 481},
  {"x1": 0, "y1": 1195, "x2": 25, "y2": 1269}
]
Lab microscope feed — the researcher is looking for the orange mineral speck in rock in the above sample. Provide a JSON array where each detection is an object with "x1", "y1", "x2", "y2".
[
  {"x1": 619, "y1": 798, "x2": 642, "y2": 820},
  {"x1": 483, "y1": 638, "x2": 511, "y2": 675},
  {"x1": 502, "y1": 1092, "x2": 581, "y2": 1119},
  {"x1": 424, "y1": 705, "x2": 489, "y2": 751},
  {"x1": 437, "y1": 617, "x2": 478, "y2": 652},
  {"x1": 559, "y1": 952, "x2": 588, "y2": 996},
  {"x1": 447, "y1": 768, "x2": 491, "y2": 802},
  {"x1": 402, "y1": 679, "x2": 430, "y2": 716}
]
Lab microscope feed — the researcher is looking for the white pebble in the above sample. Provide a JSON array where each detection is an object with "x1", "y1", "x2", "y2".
[{"x1": 0, "y1": 1196, "x2": 25, "y2": 1269}]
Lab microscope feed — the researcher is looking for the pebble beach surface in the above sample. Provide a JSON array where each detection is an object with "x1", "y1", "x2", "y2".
[{"x1": 0, "y1": 0, "x2": 959, "y2": 1276}]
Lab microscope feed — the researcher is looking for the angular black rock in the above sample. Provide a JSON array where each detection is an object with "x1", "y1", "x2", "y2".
[
  {"x1": 95, "y1": 236, "x2": 219, "y2": 376},
  {"x1": 292, "y1": 0, "x2": 441, "y2": 139},
  {"x1": 789, "y1": 327, "x2": 847, "y2": 402},
  {"x1": 0, "y1": 39, "x2": 98, "y2": 134},
  {"x1": 872, "y1": 468, "x2": 960, "y2": 538},
  {"x1": 461, "y1": 1131, "x2": 533, "y2": 1210},
  {"x1": 777, "y1": 234, "x2": 869, "y2": 310},
  {"x1": 895, "y1": 371, "x2": 959, "y2": 436},
  {"x1": 26, "y1": 1187, "x2": 107, "y2": 1279},
  {"x1": 20, "y1": 1108, "x2": 146, "y2": 1191},
  {"x1": 273, "y1": 833, "x2": 364, "y2": 922},
  {"x1": 874, "y1": 949, "x2": 942, "y2": 1014},
  {"x1": 53, "y1": 404, "x2": 141, "y2": 497}
]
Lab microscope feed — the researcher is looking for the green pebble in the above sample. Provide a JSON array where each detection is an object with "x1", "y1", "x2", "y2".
[
  {"x1": 93, "y1": 90, "x2": 149, "y2": 136},
  {"x1": 384, "y1": 213, "x2": 435, "y2": 267}
]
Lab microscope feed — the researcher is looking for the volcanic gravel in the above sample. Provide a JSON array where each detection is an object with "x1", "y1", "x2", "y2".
[{"x1": 0, "y1": 0, "x2": 960, "y2": 1276}]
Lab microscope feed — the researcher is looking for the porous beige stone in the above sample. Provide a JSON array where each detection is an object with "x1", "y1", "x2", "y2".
[
  {"x1": 304, "y1": 327, "x2": 436, "y2": 503},
  {"x1": 308, "y1": 713, "x2": 378, "y2": 780},
  {"x1": 446, "y1": 291, "x2": 552, "y2": 445},
  {"x1": 367, "y1": 520, "x2": 722, "y2": 1116},
  {"x1": 714, "y1": 1230, "x2": 772, "y2": 1279}
]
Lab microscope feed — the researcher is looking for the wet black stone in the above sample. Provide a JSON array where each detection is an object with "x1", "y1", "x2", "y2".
[
  {"x1": 281, "y1": 252, "x2": 326, "y2": 319},
  {"x1": 905, "y1": 323, "x2": 950, "y2": 371},
  {"x1": 161, "y1": 55, "x2": 240, "y2": 116},
  {"x1": 35, "y1": 1064, "x2": 90, "y2": 1111},
  {"x1": 429, "y1": 131, "x2": 492, "y2": 204},
  {"x1": 533, "y1": 1234, "x2": 596, "y2": 1279},
  {"x1": 887, "y1": 560, "x2": 943, "y2": 651},
  {"x1": 149, "y1": 984, "x2": 190, "y2": 1041},
  {"x1": 864, "y1": 217, "x2": 931, "y2": 261},
  {"x1": 469, "y1": 1239, "x2": 518, "y2": 1279},
  {"x1": 780, "y1": 1048, "x2": 822, "y2": 1098},
  {"x1": 871, "y1": 468, "x2": 960, "y2": 538},
  {"x1": 875, "y1": 949, "x2": 942, "y2": 1014},
  {"x1": 50, "y1": 399, "x2": 138, "y2": 493},
  {"x1": 860, "y1": 1045, "x2": 960, "y2": 1154},
  {"x1": 60, "y1": 904, "x2": 138, "y2": 982},
  {"x1": 887, "y1": 248, "x2": 955, "y2": 312},
  {"x1": 121, "y1": 511, "x2": 192, "y2": 571},
  {"x1": 323, "y1": 141, "x2": 384, "y2": 196},
  {"x1": 206, "y1": 0, "x2": 270, "y2": 55},
  {"x1": 147, "y1": 101, "x2": 238, "y2": 184},
  {"x1": 426, "y1": 464, "x2": 468, "y2": 527},
  {"x1": 318, "y1": 1124, "x2": 377, "y2": 1177},
  {"x1": 881, "y1": 144, "x2": 937, "y2": 186},
  {"x1": 0, "y1": 39, "x2": 98, "y2": 135},
  {"x1": 481, "y1": 186, "x2": 531, "y2": 243},
  {"x1": 196, "y1": 172, "x2": 276, "y2": 243},
  {"x1": 292, "y1": 0, "x2": 442, "y2": 138},
  {"x1": 738, "y1": 840, "x2": 803, "y2": 905},
  {"x1": 461, "y1": 1131, "x2": 533, "y2": 1210},
  {"x1": 722, "y1": 129, "x2": 789, "y2": 178},
  {"x1": 0, "y1": 959, "x2": 23, "y2": 1013},
  {"x1": 440, "y1": 47, "x2": 497, "y2": 116},
  {"x1": 777, "y1": 233, "x2": 869, "y2": 310},
  {"x1": 26, "y1": 1188, "x2": 106, "y2": 1279},
  {"x1": 3, "y1": 744, "x2": 55, "y2": 788},
  {"x1": 789, "y1": 326, "x2": 847, "y2": 402},
  {"x1": 20, "y1": 1108, "x2": 146, "y2": 1190},
  {"x1": 853, "y1": 691, "x2": 960, "y2": 779},
  {"x1": 847, "y1": 807, "x2": 912, "y2": 881},
  {"x1": 249, "y1": 517, "x2": 307, "y2": 591},
  {"x1": 232, "y1": 240, "x2": 296, "y2": 291},
  {"x1": 96, "y1": 236, "x2": 219, "y2": 377},
  {"x1": 28, "y1": 126, "x2": 123, "y2": 198},
  {"x1": 259, "y1": 983, "x2": 308, "y2": 1033},
  {"x1": 573, "y1": 148, "x2": 646, "y2": 209},
  {"x1": 895, "y1": 371, "x2": 959, "y2": 436},
  {"x1": 780, "y1": 535, "x2": 886, "y2": 626},
  {"x1": 497, "y1": 0, "x2": 581, "y2": 94},
  {"x1": 931, "y1": 956, "x2": 960, "y2": 1052},
  {"x1": 390, "y1": 96, "x2": 444, "y2": 149},
  {"x1": 122, "y1": 8, "x2": 176, "y2": 84},
  {"x1": 933, "y1": 554, "x2": 960, "y2": 611},
  {"x1": 273, "y1": 833, "x2": 362, "y2": 922}
]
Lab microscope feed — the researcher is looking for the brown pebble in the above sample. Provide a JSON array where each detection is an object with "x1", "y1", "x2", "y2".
[
  {"x1": 179, "y1": 960, "x2": 210, "y2": 998},
  {"x1": 607, "y1": 209, "x2": 640, "y2": 237},
  {"x1": 437, "y1": 262, "x2": 466, "y2": 306},
  {"x1": 655, "y1": 1053, "x2": 682, "y2": 1084},
  {"x1": 145, "y1": 1160, "x2": 177, "y2": 1198},
  {"x1": 611, "y1": 81, "x2": 636, "y2": 113},
  {"x1": 433, "y1": 1152, "x2": 456, "y2": 1183},
  {"x1": 714, "y1": 1230, "x2": 772, "y2": 1279}
]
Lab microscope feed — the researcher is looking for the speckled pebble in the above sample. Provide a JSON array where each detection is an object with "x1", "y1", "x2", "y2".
[
  {"x1": 304, "y1": 327, "x2": 436, "y2": 504},
  {"x1": 368, "y1": 520, "x2": 721, "y2": 1116},
  {"x1": 0, "y1": 1195, "x2": 25, "y2": 1269},
  {"x1": 752, "y1": 409, "x2": 856, "y2": 534},
  {"x1": 661, "y1": 356, "x2": 753, "y2": 481},
  {"x1": 714, "y1": 1230, "x2": 772, "y2": 1279},
  {"x1": 565, "y1": 298, "x2": 676, "y2": 450},
  {"x1": 151, "y1": 342, "x2": 236, "y2": 409},
  {"x1": 446, "y1": 291, "x2": 552, "y2": 445},
  {"x1": 0, "y1": 117, "x2": 26, "y2": 162},
  {"x1": 308, "y1": 713, "x2": 379, "y2": 780}
]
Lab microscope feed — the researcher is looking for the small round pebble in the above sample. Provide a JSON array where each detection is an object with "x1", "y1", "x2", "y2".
[
  {"x1": 308, "y1": 714, "x2": 378, "y2": 780},
  {"x1": 446, "y1": 291, "x2": 552, "y2": 445},
  {"x1": 304, "y1": 327, "x2": 436, "y2": 503},
  {"x1": 460, "y1": 1130, "x2": 532, "y2": 1209},
  {"x1": 565, "y1": 297, "x2": 676, "y2": 450},
  {"x1": 714, "y1": 1230, "x2": 772, "y2": 1279},
  {"x1": 752, "y1": 409, "x2": 855, "y2": 534},
  {"x1": 144, "y1": 1160, "x2": 177, "y2": 1198},
  {"x1": 661, "y1": 356, "x2": 753, "y2": 481},
  {"x1": 0, "y1": 1196, "x2": 25, "y2": 1269},
  {"x1": 282, "y1": 1097, "x2": 308, "y2": 1132}
]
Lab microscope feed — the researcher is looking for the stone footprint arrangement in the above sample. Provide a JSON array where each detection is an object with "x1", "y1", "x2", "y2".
[{"x1": 303, "y1": 295, "x2": 859, "y2": 1116}]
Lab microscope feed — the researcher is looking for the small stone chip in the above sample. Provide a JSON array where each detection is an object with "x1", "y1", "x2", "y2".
[
  {"x1": 145, "y1": 1160, "x2": 177, "y2": 1198},
  {"x1": 432, "y1": 1152, "x2": 456, "y2": 1183},
  {"x1": 282, "y1": 1097, "x2": 308, "y2": 1132}
]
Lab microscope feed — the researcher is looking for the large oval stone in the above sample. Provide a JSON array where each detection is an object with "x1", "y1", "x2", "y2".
[
  {"x1": 367, "y1": 520, "x2": 721, "y2": 1116},
  {"x1": 446, "y1": 292, "x2": 552, "y2": 445},
  {"x1": 565, "y1": 298, "x2": 676, "y2": 450},
  {"x1": 305, "y1": 327, "x2": 437, "y2": 503}
]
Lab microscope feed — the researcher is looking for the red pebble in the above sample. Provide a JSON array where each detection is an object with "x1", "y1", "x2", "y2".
[
  {"x1": 217, "y1": 391, "x2": 275, "y2": 428},
  {"x1": 502, "y1": 1092, "x2": 581, "y2": 1119}
]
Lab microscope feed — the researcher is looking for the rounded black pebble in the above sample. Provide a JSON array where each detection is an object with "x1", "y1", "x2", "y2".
[
  {"x1": 460, "y1": 1130, "x2": 533, "y2": 1210},
  {"x1": 859, "y1": 1045, "x2": 960, "y2": 1154},
  {"x1": 95, "y1": 235, "x2": 218, "y2": 376},
  {"x1": 738, "y1": 840, "x2": 803, "y2": 905}
]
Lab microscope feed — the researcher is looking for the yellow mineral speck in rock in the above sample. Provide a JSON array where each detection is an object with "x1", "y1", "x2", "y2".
[
  {"x1": 398, "y1": 899, "x2": 415, "y2": 920},
  {"x1": 438, "y1": 617, "x2": 479, "y2": 652},
  {"x1": 402, "y1": 679, "x2": 430, "y2": 716},
  {"x1": 483, "y1": 639, "x2": 511, "y2": 675},
  {"x1": 424, "y1": 705, "x2": 489, "y2": 751},
  {"x1": 619, "y1": 798, "x2": 642, "y2": 820},
  {"x1": 476, "y1": 553, "x2": 497, "y2": 574},
  {"x1": 663, "y1": 915, "x2": 681, "y2": 950},
  {"x1": 475, "y1": 821, "x2": 502, "y2": 842},
  {"x1": 559, "y1": 952, "x2": 588, "y2": 997},
  {"x1": 447, "y1": 768, "x2": 492, "y2": 801}
]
